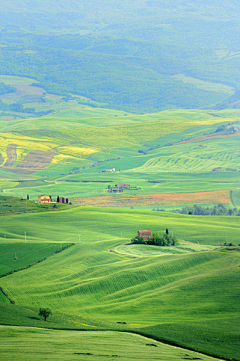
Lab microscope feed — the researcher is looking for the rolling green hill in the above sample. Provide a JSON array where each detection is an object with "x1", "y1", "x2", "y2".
[{"x1": 0, "y1": 207, "x2": 239, "y2": 360}]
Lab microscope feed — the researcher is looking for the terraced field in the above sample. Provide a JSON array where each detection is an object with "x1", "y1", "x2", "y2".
[{"x1": 130, "y1": 137, "x2": 240, "y2": 174}]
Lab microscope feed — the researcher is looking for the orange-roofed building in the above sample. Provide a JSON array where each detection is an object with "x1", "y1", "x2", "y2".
[{"x1": 38, "y1": 195, "x2": 52, "y2": 204}]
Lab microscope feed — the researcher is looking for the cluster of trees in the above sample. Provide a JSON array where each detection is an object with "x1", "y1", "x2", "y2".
[
  {"x1": 131, "y1": 232, "x2": 177, "y2": 247},
  {"x1": 161, "y1": 204, "x2": 240, "y2": 216},
  {"x1": 0, "y1": 100, "x2": 33, "y2": 113},
  {"x1": 0, "y1": 100, "x2": 52, "y2": 116},
  {"x1": 0, "y1": 82, "x2": 15, "y2": 95}
]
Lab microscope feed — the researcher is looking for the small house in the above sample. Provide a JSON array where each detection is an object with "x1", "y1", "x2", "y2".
[
  {"x1": 137, "y1": 230, "x2": 152, "y2": 239},
  {"x1": 100, "y1": 168, "x2": 116, "y2": 173},
  {"x1": 117, "y1": 183, "x2": 130, "y2": 188},
  {"x1": 212, "y1": 167, "x2": 222, "y2": 172},
  {"x1": 38, "y1": 195, "x2": 52, "y2": 204}
]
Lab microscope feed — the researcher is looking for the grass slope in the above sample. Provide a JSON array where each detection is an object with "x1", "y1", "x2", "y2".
[
  {"x1": 0, "y1": 326, "x2": 224, "y2": 361},
  {"x1": 0, "y1": 206, "x2": 239, "y2": 245},
  {"x1": 0, "y1": 243, "x2": 70, "y2": 277},
  {"x1": 0, "y1": 207, "x2": 239, "y2": 360}
]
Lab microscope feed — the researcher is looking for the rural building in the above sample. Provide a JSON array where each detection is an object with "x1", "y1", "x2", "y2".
[
  {"x1": 100, "y1": 168, "x2": 116, "y2": 173},
  {"x1": 228, "y1": 124, "x2": 240, "y2": 133},
  {"x1": 111, "y1": 188, "x2": 119, "y2": 193},
  {"x1": 106, "y1": 186, "x2": 123, "y2": 193},
  {"x1": 38, "y1": 195, "x2": 52, "y2": 203},
  {"x1": 212, "y1": 167, "x2": 223, "y2": 172},
  {"x1": 137, "y1": 230, "x2": 152, "y2": 239},
  {"x1": 117, "y1": 183, "x2": 130, "y2": 188}
]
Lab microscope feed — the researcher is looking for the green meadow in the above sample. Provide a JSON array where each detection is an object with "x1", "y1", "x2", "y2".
[
  {"x1": 0, "y1": 207, "x2": 239, "y2": 360},
  {"x1": 0, "y1": 326, "x2": 225, "y2": 361}
]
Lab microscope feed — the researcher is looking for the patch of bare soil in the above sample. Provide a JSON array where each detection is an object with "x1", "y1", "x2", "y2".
[
  {"x1": 4, "y1": 150, "x2": 56, "y2": 174},
  {"x1": 3, "y1": 144, "x2": 17, "y2": 167},
  {"x1": 176, "y1": 133, "x2": 239, "y2": 145},
  {"x1": 0, "y1": 84, "x2": 45, "y2": 101}
]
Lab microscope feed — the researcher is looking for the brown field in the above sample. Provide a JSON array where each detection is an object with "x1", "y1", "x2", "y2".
[
  {"x1": 177, "y1": 133, "x2": 239, "y2": 145},
  {"x1": 72, "y1": 190, "x2": 231, "y2": 207},
  {"x1": 3, "y1": 144, "x2": 17, "y2": 167},
  {"x1": 5, "y1": 150, "x2": 56, "y2": 174}
]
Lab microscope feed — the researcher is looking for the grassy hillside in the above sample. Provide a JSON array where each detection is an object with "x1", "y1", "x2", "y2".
[
  {"x1": 0, "y1": 243, "x2": 70, "y2": 278},
  {"x1": 1, "y1": 206, "x2": 239, "y2": 245},
  {"x1": 0, "y1": 207, "x2": 239, "y2": 360}
]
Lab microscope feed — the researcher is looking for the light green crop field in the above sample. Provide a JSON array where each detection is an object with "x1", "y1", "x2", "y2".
[
  {"x1": 232, "y1": 190, "x2": 240, "y2": 207},
  {"x1": 0, "y1": 326, "x2": 225, "y2": 361},
  {"x1": 0, "y1": 206, "x2": 239, "y2": 245},
  {"x1": 1, "y1": 133, "x2": 240, "y2": 205},
  {"x1": 0, "y1": 207, "x2": 239, "y2": 360},
  {"x1": 113, "y1": 240, "x2": 219, "y2": 257},
  {"x1": 0, "y1": 81, "x2": 240, "y2": 205}
]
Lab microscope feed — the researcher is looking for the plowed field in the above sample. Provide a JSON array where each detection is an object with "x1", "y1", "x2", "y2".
[{"x1": 73, "y1": 190, "x2": 230, "y2": 207}]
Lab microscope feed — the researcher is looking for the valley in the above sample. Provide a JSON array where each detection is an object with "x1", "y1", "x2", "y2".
[{"x1": 1, "y1": 2, "x2": 240, "y2": 360}]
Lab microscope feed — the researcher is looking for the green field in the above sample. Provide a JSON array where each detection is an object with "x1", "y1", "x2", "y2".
[
  {"x1": 0, "y1": 326, "x2": 225, "y2": 361},
  {"x1": 0, "y1": 207, "x2": 239, "y2": 360},
  {"x1": 0, "y1": 243, "x2": 68, "y2": 277},
  {"x1": 0, "y1": 78, "x2": 239, "y2": 207}
]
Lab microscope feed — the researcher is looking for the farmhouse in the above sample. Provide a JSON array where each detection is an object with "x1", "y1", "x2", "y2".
[
  {"x1": 117, "y1": 183, "x2": 130, "y2": 188},
  {"x1": 106, "y1": 187, "x2": 123, "y2": 193},
  {"x1": 38, "y1": 195, "x2": 51, "y2": 203},
  {"x1": 110, "y1": 187, "x2": 119, "y2": 193},
  {"x1": 138, "y1": 230, "x2": 152, "y2": 239},
  {"x1": 100, "y1": 168, "x2": 116, "y2": 173}
]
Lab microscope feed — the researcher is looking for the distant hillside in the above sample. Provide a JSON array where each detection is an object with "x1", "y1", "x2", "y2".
[
  {"x1": 0, "y1": 1, "x2": 239, "y2": 112},
  {"x1": 215, "y1": 90, "x2": 240, "y2": 110}
]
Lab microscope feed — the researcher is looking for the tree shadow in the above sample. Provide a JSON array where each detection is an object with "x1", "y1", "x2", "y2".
[{"x1": 28, "y1": 316, "x2": 40, "y2": 320}]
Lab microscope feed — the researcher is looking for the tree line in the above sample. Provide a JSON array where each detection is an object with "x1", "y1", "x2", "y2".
[{"x1": 155, "y1": 204, "x2": 240, "y2": 216}]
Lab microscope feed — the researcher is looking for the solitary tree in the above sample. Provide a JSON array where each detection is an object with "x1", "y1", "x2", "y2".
[{"x1": 39, "y1": 308, "x2": 52, "y2": 321}]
